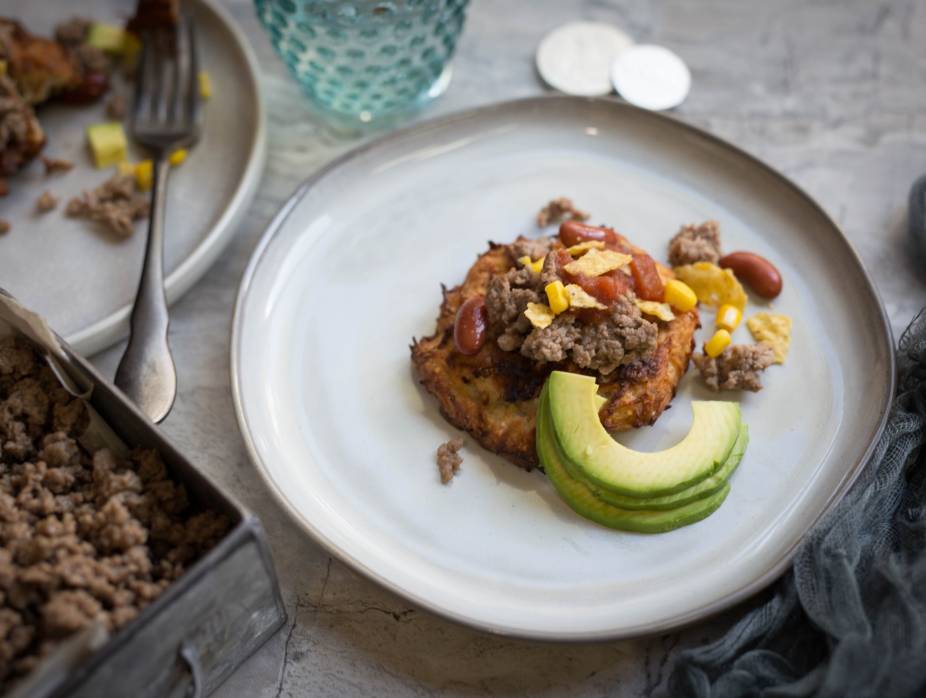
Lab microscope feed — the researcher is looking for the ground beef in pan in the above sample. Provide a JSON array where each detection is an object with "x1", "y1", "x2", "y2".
[
  {"x1": 667, "y1": 220, "x2": 722, "y2": 266},
  {"x1": 0, "y1": 337, "x2": 229, "y2": 689},
  {"x1": 485, "y1": 266, "x2": 543, "y2": 352},
  {"x1": 692, "y1": 343, "x2": 775, "y2": 391},
  {"x1": 436, "y1": 438, "x2": 464, "y2": 484}
]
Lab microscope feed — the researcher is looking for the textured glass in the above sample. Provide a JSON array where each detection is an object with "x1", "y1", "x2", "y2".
[{"x1": 255, "y1": 0, "x2": 470, "y2": 125}]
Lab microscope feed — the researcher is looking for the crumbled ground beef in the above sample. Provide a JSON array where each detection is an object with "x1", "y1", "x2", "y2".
[
  {"x1": 0, "y1": 74, "x2": 45, "y2": 183},
  {"x1": 668, "y1": 221, "x2": 722, "y2": 266},
  {"x1": 693, "y1": 343, "x2": 776, "y2": 391},
  {"x1": 105, "y1": 93, "x2": 126, "y2": 120},
  {"x1": 484, "y1": 249, "x2": 658, "y2": 376},
  {"x1": 436, "y1": 438, "x2": 464, "y2": 484},
  {"x1": 34, "y1": 191, "x2": 56, "y2": 213},
  {"x1": 0, "y1": 220, "x2": 8, "y2": 234},
  {"x1": 0, "y1": 337, "x2": 229, "y2": 689},
  {"x1": 40, "y1": 156, "x2": 73, "y2": 175},
  {"x1": 66, "y1": 174, "x2": 149, "y2": 237},
  {"x1": 54, "y1": 18, "x2": 90, "y2": 47},
  {"x1": 72, "y1": 44, "x2": 109, "y2": 76},
  {"x1": 509, "y1": 236, "x2": 554, "y2": 262},
  {"x1": 536, "y1": 197, "x2": 589, "y2": 227},
  {"x1": 521, "y1": 296, "x2": 657, "y2": 375}
]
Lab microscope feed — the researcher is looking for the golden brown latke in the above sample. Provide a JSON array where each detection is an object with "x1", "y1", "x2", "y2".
[{"x1": 411, "y1": 236, "x2": 699, "y2": 470}]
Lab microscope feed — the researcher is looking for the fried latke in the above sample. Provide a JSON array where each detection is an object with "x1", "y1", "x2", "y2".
[{"x1": 411, "y1": 236, "x2": 698, "y2": 469}]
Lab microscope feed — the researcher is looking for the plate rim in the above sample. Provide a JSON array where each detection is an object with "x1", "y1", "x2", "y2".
[
  {"x1": 66, "y1": 0, "x2": 267, "y2": 355},
  {"x1": 230, "y1": 94, "x2": 895, "y2": 641}
]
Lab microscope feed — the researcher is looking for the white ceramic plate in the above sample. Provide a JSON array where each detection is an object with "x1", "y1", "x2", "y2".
[
  {"x1": 232, "y1": 97, "x2": 893, "y2": 640},
  {"x1": 0, "y1": 0, "x2": 264, "y2": 355}
]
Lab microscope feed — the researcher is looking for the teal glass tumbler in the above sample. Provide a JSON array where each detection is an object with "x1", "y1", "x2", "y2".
[{"x1": 255, "y1": 0, "x2": 470, "y2": 127}]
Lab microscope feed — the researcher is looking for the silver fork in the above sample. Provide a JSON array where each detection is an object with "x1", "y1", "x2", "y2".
[{"x1": 114, "y1": 17, "x2": 200, "y2": 423}]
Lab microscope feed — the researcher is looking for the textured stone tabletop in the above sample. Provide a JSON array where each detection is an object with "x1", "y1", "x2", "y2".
[{"x1": 91, "y1": 0, "x2": 926, "y2": 695}]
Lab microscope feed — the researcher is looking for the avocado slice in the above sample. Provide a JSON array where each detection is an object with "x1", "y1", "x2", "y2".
[
  {"x1": 547, "y1": 371, "x2": 740, "y2": 497},
  {"x1": 573, "y1": 423, "x2": 748, "y2": 510},
  {"x1": 537, "y1": 386, "x2": 731, "y2": 533}
]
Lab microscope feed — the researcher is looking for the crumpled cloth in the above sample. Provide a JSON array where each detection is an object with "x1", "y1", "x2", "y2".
[{"x1": 669, "y1": 309, "x2": 926, "y2": 698}]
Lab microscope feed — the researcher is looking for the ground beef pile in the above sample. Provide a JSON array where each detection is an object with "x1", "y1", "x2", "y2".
[
  {"x1": 0, "y1": 337, "x2": 229, "y2": 689},
  {"x1": 692, "y1": 343, "x2": 776, "y2": 392},
  {"x1": 436, "y1": 438, "x2": 464, "y2": 484},
  {"x1": 667, "y1": 220, "x2": 722, "y2": 266},
  {"x1": 66, "y1": 174, "x2": 150, "y2": 237},
  {"x1": 485, "y1": 242, "x2": 658, "y2": 376}
]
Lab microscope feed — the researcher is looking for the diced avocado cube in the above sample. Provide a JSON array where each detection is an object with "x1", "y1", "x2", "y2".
[
  {"x1": 86, "y1": 23, "x2": 128, "y2": 54},
  {"x1": 86, "y1": 122, "x2": 128, "y2": 169}
]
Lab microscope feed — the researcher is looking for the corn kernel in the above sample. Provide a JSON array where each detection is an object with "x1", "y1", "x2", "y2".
[
  {"x1": 704, "y1": 329, "x2": 731, "y2": 358},
  {"x1": 198, "y1": 70, "x2": 212, "y2": 99},
  {"x1": 664, "y1": 279, "x2": 697, "y2": 312},
  {"x1": 528, "y1": 255, "x2": 546, "y2": 273},
  {"x1": 135, "y1": 160, "x2": 153, "y2": 192},
  {"x1": 169, "y1": 148, "x2": 188, "y2": 166},
  {"x1": 716, "y1": 304, "x2": 742, "y2": 332},
  {"x1": 545, "y1": 280, "x2": 570, "y2": 314},
  {"x1": 116, "y1": 161, "x2": 135, "y2": 177}
]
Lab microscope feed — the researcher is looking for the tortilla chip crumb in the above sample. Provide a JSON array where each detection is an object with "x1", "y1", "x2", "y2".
[
  {"x1": 536, "y1": 197, "x2": 589, "y2": 227},
  {"x1": 564, "y1": 248, "x2": 632, "y2": 278},
  {"x1": 35, "y1": 191, "x2": 57, "y2": 213},
  {"x1": 437, "y1": 437, "x2": 464, "y2": 484},
  {"x1": 41, "y1": 156, "x2": 75, "y2": 175},
  {"x1": 525, "y1": 302, "x2": 556, "y2": 329}
]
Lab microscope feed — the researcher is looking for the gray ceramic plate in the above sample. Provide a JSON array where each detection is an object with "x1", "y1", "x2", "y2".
[
  {"x1": 0, "y1": 0, "x2": 264, "y2": 355},
  {"x1": 232, "y1": 96, "x2": 893, "y2": 640}
]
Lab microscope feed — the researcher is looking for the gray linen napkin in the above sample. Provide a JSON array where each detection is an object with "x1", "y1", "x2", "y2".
[{"x1": 669, "y1": 309, "x2": 926, "y2": 698}]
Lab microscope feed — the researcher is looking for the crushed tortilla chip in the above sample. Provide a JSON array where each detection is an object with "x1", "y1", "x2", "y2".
[
  {"x1": 564, "y1": 284, "x2": 607, "y2": 309},
  {"x1": 566, "y1": 240, "x2": 606, "y2": 256},
  {"x1": 564, "y1": 248, "x2": 632, "y2": 277},
  {"x1": 673, "y1": 262, "x2": 748, "y2": 310},
  {"x1": 524, "y1": 302, "x2": 556, "y2": 329},
  {"x1": 746, "y1": 312, "x2": 792, "y2": 363},
  {"x1": 635, "y1": 300, "x2": 675, "y2": 322}
]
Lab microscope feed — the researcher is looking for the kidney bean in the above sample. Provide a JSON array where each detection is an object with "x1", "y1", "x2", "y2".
[
  {"x1": 453, "y1": 296, "x2": 488, "y2": 355},
  {"x1": 718, "y1": 251, "x2": 782, "y2": 299},
  {"x1": 559, "y1": 220, "x2": 619, "y2": 247},
  {"x1": 629, "y1": 254, "x2": 665, "y2": 301}
]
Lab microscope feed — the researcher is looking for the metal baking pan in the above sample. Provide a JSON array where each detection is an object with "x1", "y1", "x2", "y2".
[{"x1": 0, "y1": 291, "x2": 286, "y2": 698}]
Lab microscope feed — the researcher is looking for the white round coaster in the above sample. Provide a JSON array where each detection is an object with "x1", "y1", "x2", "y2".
[
  {"x1": 536, "y1": 21, "x2": 634, "y2": 97},
  {"x1": 611, "y1": 44, "x2": 692, "y2": 110}
]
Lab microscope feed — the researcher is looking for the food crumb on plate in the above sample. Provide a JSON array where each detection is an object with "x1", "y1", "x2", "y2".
[
  {"x1": 66, "y1": 173, "x2": 149, "y2": 237},
  {"x1": 668, "y1": 220, "x2": 722, "y2": 266},
  {"x1": 536, "y1": 197, "x2": 589, "y2": 227},
  {"x1": 34, "y1": 190, "x2": 56, "y2": 213},
  {"x1": 105, "y1": 92, "x2": 126, "y2": 120},
  {"x1": 40, "y1": 156, "x2": 74, "y2": 175},
  {"x1": 0, "y1": 219, "x2": 9, "y2": 234},
  {"x1": 436, "y1": 437, "x2": 464, "y2": 484},
  {"x1": 693, "y1": 343, "x2": 775, "y2": 392}
]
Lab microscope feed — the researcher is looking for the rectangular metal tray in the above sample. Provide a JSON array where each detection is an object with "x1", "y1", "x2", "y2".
[{"x1": 0, "y1": 293, "x2": 286, "y2": 698}]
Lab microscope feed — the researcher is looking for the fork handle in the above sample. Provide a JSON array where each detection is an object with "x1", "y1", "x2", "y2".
[{"x1": 114, "y1": 154, "x2": 177, "y2": 423}]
